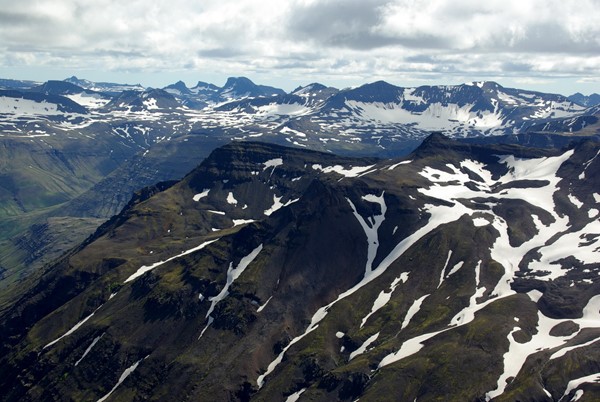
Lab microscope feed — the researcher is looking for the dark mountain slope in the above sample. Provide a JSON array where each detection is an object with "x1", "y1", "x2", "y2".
[{"x1": 0, "y1": 137, "x2": 599, "y2": 401}]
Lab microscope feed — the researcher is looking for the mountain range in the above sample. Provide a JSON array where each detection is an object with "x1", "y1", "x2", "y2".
[
  {"x1": 0, "y1": 134, "x2": 598, "y2": 401},
  {"x1": 1, "y1": 75, "x2": 599, "y2": 288}
]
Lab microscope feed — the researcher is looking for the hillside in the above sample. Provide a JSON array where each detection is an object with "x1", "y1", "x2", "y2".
[{"x1": 0, "y1": 136, "x2": 599, "y2": 401}]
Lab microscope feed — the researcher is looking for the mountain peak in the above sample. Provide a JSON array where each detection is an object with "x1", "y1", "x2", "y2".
[
  {"x1": 223, "y1": 76, "x2": 255, "y2": 89},
  {"x1": 164, "y1": 80, "x2": 190, "y2": 94}
]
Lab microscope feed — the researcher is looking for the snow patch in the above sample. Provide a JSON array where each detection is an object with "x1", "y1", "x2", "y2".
[
  {"x1": 193, "y1": 189, "x2": 210, "y2": 201},
  {"x1": 263, "y1": 158, "x2": 283, "y2": 170},
  {"x1": 232, "y1": 219, "x2": 256, "y2": 227},
  {"x1": 257, "y1": 296, "x2": 273, "y2": 313},
  {"x1": 349, "y1": 332, "x2": 380, "y2": 360},
  {"x1": 388, "y1": 160, "x2": 412, "y2": 170},
  {"x1": 264, "y1": 194, "x2": 299, "y2": 216},
  {"x1": 75, "y1": 333, "x2": 105, "y2": 366},
  {"x1": 568, "y1": 194, "x2": 584, "y2": 209},
  {"x1": 97, "y1": 356, "x2": 148, "y2": 402},
  {"x1": 312, "y1": 163, "x2": 375, "y2": 177},
  {"x1": 227, "y1": 192, "x2": 238, "y2": 205},
  {"x1": 125, "y1": 239, "x2": 219, "y2": 283},
  {"x1": 200, "y1": 245, "x2": 263, "y2": 337},
  {"x1": 285, "y1": 388, "x2": 307, "y2": 402},
  {"x1": 44, "y1": 306, "x2": 103, "y2": 349},
  {"x1": 401, "y1": 294, "x2": 430, "y2": 330}
]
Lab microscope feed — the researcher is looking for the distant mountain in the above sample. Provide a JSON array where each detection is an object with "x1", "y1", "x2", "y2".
[
  {"x1": 30, "y1": 80, "x2": 88, "y2": 95},
  {"x1": 103, "y1": 88, "x2": 181, "y2": 112},
  {"x1": 0, "y1": 76, "x2": 597, "y2": 286},
  {"x1": 0, "y1": 89, "x2": 88, "y2": 115},
  {"x1": 525, "y1": 105, "x2": 600, "y2": 136},
  {"x1": 316, "y1": 80, "x2": 585, "y2": 137},
  {"x1": 162, "y1": 77, "x2": 286, "y2": 109},
  {"x1": 1, "y1": 137, "x2": 599, "y2": 401},
  {"x1": 28, "y1": 80, "x2": 112, "y2": 109},
  {"x1": 568, "y1": 92, "x2": 600, "y2": 107},
  {"x1": 64, "y1": 76, "x2": 145, "y2": 96},
  {"x1": 0, "y1": 78, "x2": 40, "y2": 90},
  {"x1": 220, "y1": 76, "x2": 285, "y2": 100}
]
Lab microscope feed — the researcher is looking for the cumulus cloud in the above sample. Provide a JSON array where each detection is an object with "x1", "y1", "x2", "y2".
[{"x1": 0, "y1": 0, "x2": 599, "y2": 92}]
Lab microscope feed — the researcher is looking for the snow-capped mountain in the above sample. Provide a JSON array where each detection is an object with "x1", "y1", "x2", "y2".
[
  {"x1": 0, "y1": 76, "x2": 597, "y2": 285},
  {"x1": 64, "y1": 76, "x2": 145, "y2": 96},
  {"x1": 0, "y1": 78, "x2": 40, "y2": 90},
  {"x1": 0, "y1": 89, "x2": 88, "y2": 115},
  {"x1": 103, "y1": 88, "x2": 181, "y2": 112},
  {"x1": 162, "y1": 77, "x2": 286, "y2": 109},
  {"x1": 1, "y1": 136, "x2": 599, "y2": 401},
  {"x1": 313, "y1": 80, "x2": 585, "y2": 137},
  {"x1": 568, "y1": 92, "x2": 600, "y2": 107}
]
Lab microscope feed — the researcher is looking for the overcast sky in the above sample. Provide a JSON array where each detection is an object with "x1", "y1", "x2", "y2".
[{"x1": 1, "y1": 0, "x2": 599, "y2": 95}]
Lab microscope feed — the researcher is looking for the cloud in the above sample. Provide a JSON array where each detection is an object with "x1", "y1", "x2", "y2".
[{"x1": 0, "y1": 0, "x2": 599, "y2": 93}]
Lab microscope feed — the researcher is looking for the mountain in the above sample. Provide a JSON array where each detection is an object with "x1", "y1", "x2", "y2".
[
  {"x1": 0, "y1": 136, "x2": 599, "y2": 401},
  {"x1": 103, "y1": 88, "x2": 181, "y2": 112},
  {"x1": 0, "y1": 89, "x2": 89, "y2": 115},
  {"x1": 0, "y1": 78, "x2": 40, "y2": 90},
  {"x1": 220, "y1": 76, "x2": 286, "y2": 100},
  {"x1": 64, "y1": 76, "x2": 145, "y2": 96},
  {"x1": 313, "y1": 80, "x2": 585, "y2": 137},
  {"x1": 29, "y1": 80, "x2": 112, "y2": 109},
  {"x1": 526, "y1": 105, "x2": 600, "y2": 136},
  {"x1": 568, "y1": 93, "x2": 600, "y2": 107},
  {"x1": 1, "y1": 77, "x2": 597, "y2": 287},
  {"x1": 162, "y1": 77, "x2": 286, "y2": 109}
]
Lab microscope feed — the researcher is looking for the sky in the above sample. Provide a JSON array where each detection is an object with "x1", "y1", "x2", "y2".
[{"x1": 1, "y1": 0, "x2": 599, "y2": 95}]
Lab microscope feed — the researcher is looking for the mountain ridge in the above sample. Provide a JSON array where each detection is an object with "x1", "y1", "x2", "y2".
[{"x1": 0, "y1": 135, "x2": 598, "y2": 401}]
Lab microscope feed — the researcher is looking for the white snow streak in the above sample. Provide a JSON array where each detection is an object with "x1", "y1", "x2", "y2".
[
  {"x1": 349, "y1": 332, "x2": 380, "y2": 360},
  {"x1": 200, "y1": 244, "x2": 263, "y2": 338},
  {"x1": 193, "y1": 189, "x2": 210, "y2": 202},
  {"x1": 438, "y1": 250, "x2": 453, "y2": 288},
  {"x1": 285, "y1": 388, "x2": 307, "y2": 402},
  {"x1": 44, "y1": 305, "x2": 103, "y2": 349},
  {"x1": 360, "y1": 273, "x2": 409, "y2": 328},
  {"x1": 401, "y1": 294, "x2": 430, "y2": 331},
  {"x1": 232, "y1": 219, "x2": 256, "y2": 227},
  {"x1": 312, "y1": 163, "x2": 375, "y2": 177},
  {"x1": 561, "y1": 373, "x2": 600, "y2": 401},
  {"x1": 257, "y1": 296, "x2": 273, "y2": 313},
  {"x1": 75, "y1": 333, "x2": 104, "y2": 366},
  {"x1": 97, "y1": 356, "x2": 148, "y2": 402},
  {"x1": 125, "y1": 239, "x2": 219, "y2": 283},
  {"x1": 388, "y1": 160, "x2": 412, "y2": 170},
  {"x1": 264, "y1": 195, "x2": 299, "y2": 216}
]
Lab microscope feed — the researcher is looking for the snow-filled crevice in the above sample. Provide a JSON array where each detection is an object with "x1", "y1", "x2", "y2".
[
  {"x1": 347, "y1": 192, "x2": 387, "y2": 274},
  {"x1": 360, "y1": 273, "x2": 409, "y2": 328},
  {"x1": 199, "y1": 244, "x2": 263, "y2": 338},
  {"x1": 264, "y1": 194, "x2": 299, "y2": 216},
  {"x1": 97, "y1": 355, "x2": 149, "y2": 402},
  {"x1": 349, "y1": 332, "x2": 380, "y2": 361},
  {"x1": 125, "y1": 239, "x2": 219, "y2": 283},
  {"x1": 75, "y1": 333, "x2": 105, "y2": 366},
  {"x1": 44, "y1": 305, "x2": 104, "y2": 349}
]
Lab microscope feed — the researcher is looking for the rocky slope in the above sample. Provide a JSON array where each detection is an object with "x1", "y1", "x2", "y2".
[{"x1": 0, "y1": 136, "x2": 599, "y2": 401}]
